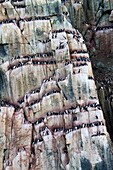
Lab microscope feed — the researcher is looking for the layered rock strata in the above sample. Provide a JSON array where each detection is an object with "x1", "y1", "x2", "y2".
[
  {"x1": 0, "y1": 0, "x2": 113, "y2": 170},
  {"x1": 64, "y1": 0, "x2": 113, "y2": 142},
  {"x1": 65, "y1": 0, "x2": 113, "y2": 58}
]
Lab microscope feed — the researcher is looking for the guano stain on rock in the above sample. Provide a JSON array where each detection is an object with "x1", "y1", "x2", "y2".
[{"x1": 0, "y1": 0, "x2": 113, "y2": 170}]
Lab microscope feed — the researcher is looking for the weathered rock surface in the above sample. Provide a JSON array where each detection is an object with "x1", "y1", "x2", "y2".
[
  {"x1": 0, "y1": 0, "x2": 113, "y2": 170},
  {"x1": 64, "y1": 0, "x2": 113, "y2": 143}
]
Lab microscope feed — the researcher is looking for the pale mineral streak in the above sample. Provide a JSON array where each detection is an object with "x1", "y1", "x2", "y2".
[{"x1": 0, "y1": 0, "x2": 113, "y2": 170}]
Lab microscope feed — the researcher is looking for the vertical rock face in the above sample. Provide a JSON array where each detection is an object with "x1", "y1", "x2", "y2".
[
  {"x1": 0, "y1": 0, "x2": 113, "y2": 170},
  {"x1": 67, "y1": 0, "x2": 113, "y2": 57},
  {"x1": 65, "y1": 0, "x2": 113, "y2": 142}
]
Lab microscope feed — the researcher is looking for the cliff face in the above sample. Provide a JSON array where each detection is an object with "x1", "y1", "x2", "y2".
[
  {"x1": 0, "y1": 0, "x2": 113, "y2": 170},
  {"x1": 65, "y1": 0, "x2": 113, "y2": 57},
  {"x1": 65, "y1": 0, "x2": 113, "y2": 142}
]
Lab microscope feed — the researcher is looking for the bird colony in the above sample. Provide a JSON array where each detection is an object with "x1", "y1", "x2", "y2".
[{"x1": 0, "y1": 0, "x2": 113, "y2": 170}]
